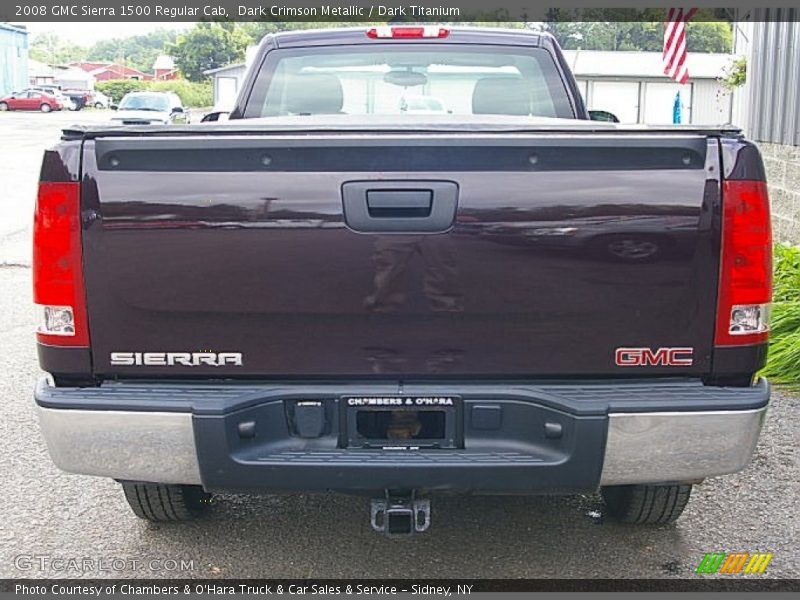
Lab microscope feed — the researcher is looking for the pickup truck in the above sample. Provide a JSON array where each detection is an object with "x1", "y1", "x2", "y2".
[{"x1": 34, "y1": 26, "x2": 772, "y2": 536}]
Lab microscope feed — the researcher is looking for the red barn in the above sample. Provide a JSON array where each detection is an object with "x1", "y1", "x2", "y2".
[
  {"x1": 70, "y1": 61, "x2": 152, "y2": 81},
  {"x1": 152, "y1": 55, "x2": 178, "y2": 81}
]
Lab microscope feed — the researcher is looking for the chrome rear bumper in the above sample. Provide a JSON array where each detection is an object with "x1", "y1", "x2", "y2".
[
  {"x1": 35, "y1": 378, "x2": 768, "y2": 489},
  {"x1": 600, "y1": 408, "x2": 766, "y2": 485},
  {"x1": 37, "y1": 408, "x2": 201, "y2": 485}
]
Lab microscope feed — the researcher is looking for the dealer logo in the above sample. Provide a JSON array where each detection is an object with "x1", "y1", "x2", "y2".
[{"x1": 347, "y1": 397, "x2": 455, "y2": 407}]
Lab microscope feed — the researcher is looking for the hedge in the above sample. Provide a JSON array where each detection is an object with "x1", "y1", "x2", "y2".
[
  {"x1": 95, "y1": 79, "x2": 212, "y2": 108},
  {"x1": 762, "y1": 243, "x2": 800, "y2": 385}
]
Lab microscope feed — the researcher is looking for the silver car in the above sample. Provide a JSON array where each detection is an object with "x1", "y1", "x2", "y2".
[{"x1": 111, "y1": 91, "x2": 187, "y2": 125}]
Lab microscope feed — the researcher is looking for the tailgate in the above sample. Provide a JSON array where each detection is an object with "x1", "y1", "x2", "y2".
[{"x1": 82, "y1": 133, "x2": 719, "y2": 378}]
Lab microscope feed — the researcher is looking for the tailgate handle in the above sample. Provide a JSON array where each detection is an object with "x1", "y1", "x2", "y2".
[
  {"x1": 342, "y1": 181, "x2": 458, "y2": 233},
  {"x1": 367, "y1": 190, "x2": 432, "y2": 218}
]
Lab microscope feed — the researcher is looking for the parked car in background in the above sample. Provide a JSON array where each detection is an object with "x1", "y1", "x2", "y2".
[
  {"x1": 92, "y1": 91, "x2": 111, "y2": 109},
  {"x1": 30, "y1": 83, "x2": 61, "y2": 95},
  {"x1": 110, "y1": 91, "x2": 187, "y2": 125},
  {"x1": 29, "y1": 86, "x2": 76, "y2": 111},
  {"x1": 63, "y1": 90, "x2": 92, "y2": 111},
  {"x1": 53, "y1": 91, "x2": 77, "y2": 111},
  {"x1": 201, "y1": 99, "x2": 234, "y2": 122},
  {"x1": 0, "y1": 89, "x2": 63, "y2": 112}
]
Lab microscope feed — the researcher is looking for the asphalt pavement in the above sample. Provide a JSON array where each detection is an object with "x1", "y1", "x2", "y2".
[
  {"x1": 0, "y1": 109, "x2": 797, "y2": 582},
  {"x1": 0, "y1": 109, "x2": 111, "y2": 266}
]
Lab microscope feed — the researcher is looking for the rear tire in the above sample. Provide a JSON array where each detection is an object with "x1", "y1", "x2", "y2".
[
  {"x1": 121, "y1": 482, "x2": 211, "y2": 522},
  {"x1": 40, "y1": 103, "x2": 52, "y2": 113},
  {"x1": 0, "y1": 102, "x2": 8, "y2": 111},
  {"x1": 602, "y1": 484, "x2": 692, "y2": 525}
]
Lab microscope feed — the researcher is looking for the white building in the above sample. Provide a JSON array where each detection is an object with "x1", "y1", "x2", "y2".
[
  {"x1": 565, "y1": 50, "x2": 734, "y2": 125},
  {"x1": 205, "y1": 62, "x2": 247, "y2": 108},
  {"x1": 53, "y1": 66, "x2": 94, "y2": 91},
  {"x1": 205, "y1": 46, "x2": 258, "y2": 109},
  {"x1": 27, "y1": 58, "x2": 56, "y2": 86}
]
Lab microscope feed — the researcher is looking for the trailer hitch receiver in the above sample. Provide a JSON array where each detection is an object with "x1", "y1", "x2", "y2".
[{"x1": 370, "y1": 492, "x2": 430, "y2": 536}]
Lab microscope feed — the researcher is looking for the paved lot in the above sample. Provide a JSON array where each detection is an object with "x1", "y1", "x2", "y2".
[
  {"x1": 0, "y1": 109, "x2": 111, "y2": 266},
  {"x1": 0, "y1": 265, "x2": 797, "y2": 580},
  {"x1": 0, "y1": 111, "x2": 797, "y2": 581}
]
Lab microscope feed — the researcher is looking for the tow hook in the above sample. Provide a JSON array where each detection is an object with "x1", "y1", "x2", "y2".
[{"x1": 370, "y1": 491, "x2": 430, "y2": 537}]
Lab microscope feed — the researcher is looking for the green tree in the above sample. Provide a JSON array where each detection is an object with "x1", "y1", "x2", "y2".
[
  {"x1": 686, "y1": 21, "x2": 733, "y2": 53},
  {"x1": 167, "y1": 23, "x2": 251, "y2": 81},
  {"x1": 87, "y1": 29, "x2": 179, "y2": 74},
  {"x1": 29, "y1": 32, "x2": 88, "y2": 65},
  {"x1": 544, "y1": 10, "x2": 732, "y2": 53},
  {"x1": 93, "y1": 79, "x2": 149, "y2": 103}
]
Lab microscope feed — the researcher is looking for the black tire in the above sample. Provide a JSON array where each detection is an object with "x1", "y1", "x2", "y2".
[
  {"x1": 40, "y1": 103, "x2": 52, "y2": 113},
  {"x1": 94, "y1": 102, "x2": 104, "y2": 109},
  {"x1": 602, "y1": 484, "x2": 692, "y2": 525},
  {"x1": 0, "y1": 102, "x2": 8, "y2": 111},
  {"x1": 121, "y1": 482, "x2": 211, "y2": 522}
]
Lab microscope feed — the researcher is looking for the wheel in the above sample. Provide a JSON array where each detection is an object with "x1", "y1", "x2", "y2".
[
  {"x1": 121, "y1": 482, "x2": 211, "y2": 522},
  {"x1": 40, "y1": 103, "x2": 52, "y2": 113},
  {"x1": 0, "y1": 102, "x2": 8, "y2": 111},
  {"x1": 602, "y1": 484, "x2": 692, "y2": 525},
  {"x1": 94, "y1": 102, "x2": 104, "y2": 109}
]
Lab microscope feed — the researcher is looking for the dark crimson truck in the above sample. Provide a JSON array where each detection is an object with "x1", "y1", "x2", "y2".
[{"x1": 34, "y1": 27, "x2": 772, "y2": 535}]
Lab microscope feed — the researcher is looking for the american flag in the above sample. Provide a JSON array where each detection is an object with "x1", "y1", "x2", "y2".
[{"x1": 663, "y1": 8, "x2": 697, "y2": 84}]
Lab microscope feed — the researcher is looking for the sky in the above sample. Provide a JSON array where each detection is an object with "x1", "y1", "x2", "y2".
[{"x1": 22, "y1": 22, "x2": 192, "y2": 44}]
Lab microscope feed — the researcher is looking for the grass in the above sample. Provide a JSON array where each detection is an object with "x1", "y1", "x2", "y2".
[{"x1": 762, "y1": 243, "x2": 800, "y2": 384}]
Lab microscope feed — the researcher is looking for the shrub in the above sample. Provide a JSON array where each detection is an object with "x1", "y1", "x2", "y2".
[
  {"x1": 95, "y1": 79, "x2": 149, "y2": 103},
  {"x1": 772, "y1": 242, "x2": 800, "y2": 303},
  {"x1": 762, "y1": 243, "x2": 800, "y2": 384},
  {"x1": 147, "y1": 80, "x2": 212, "y2": 108},
  {"x1": 95, "y1": 78, "x2": 213, "y2": 108}
]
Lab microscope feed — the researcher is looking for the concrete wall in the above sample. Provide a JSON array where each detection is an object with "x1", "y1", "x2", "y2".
[{"x1": 761, "y1": 142, "x2": 800, "y2": 244}]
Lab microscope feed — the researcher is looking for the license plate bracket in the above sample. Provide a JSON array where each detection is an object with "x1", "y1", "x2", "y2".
[{"x1": 342, "y1": 396, "x2": 461, "y2": 449}]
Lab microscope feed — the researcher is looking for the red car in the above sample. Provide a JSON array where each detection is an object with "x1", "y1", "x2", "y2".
[{"x1": 0, "y1": 89, "x2": 63, "y2": 112}]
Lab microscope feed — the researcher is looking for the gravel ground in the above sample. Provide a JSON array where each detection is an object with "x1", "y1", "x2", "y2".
[{"x1": 0, "y1": 265, "x2": 796, "y2": 581}]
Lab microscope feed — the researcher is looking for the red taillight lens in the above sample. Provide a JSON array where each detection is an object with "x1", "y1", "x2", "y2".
[
  {"x1": 715, "y1": 180, "x2": 772, "y2": 346},
  {"x1": 33, "y1": 181, "x2": 89, "y2": 346},
  {"x1": 366, "y1": 26, "x2": 450, "y2": 39}
]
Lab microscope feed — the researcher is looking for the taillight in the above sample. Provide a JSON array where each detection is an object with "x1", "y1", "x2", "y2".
[
  {"x1": 33, "y1": 181, "x2": 89, "y2": 346},
  {"x1": 366, "y1": 26, "x2": 450, "y2": 39},
  {"x1": 715, "y1": 180, "x2": 772, "y2": 346}
]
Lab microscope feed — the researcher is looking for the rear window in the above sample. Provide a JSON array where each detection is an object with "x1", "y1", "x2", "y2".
[{"x1": 243, "y1": 45, "x2": 575, "y2": 120}]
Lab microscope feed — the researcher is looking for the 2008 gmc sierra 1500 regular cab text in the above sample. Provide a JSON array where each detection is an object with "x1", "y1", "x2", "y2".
[{"x1": 33, "y1": 26, "x2": 772, "y2": 536}]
